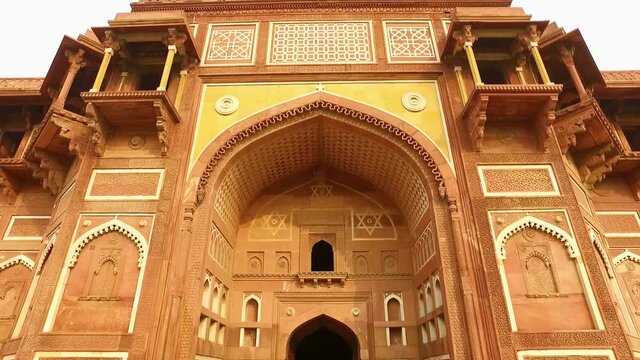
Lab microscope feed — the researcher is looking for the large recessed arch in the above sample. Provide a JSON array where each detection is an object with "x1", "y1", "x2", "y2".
[
  {"x1": 190, "y1": 92, "x2": 457, "y2": 207},
  {"x1": 177, "y1": 93, "x2": 473, "y2": 360},
  {"x1": 190, "y1": 93, "x2": 458, "y2": 236}
]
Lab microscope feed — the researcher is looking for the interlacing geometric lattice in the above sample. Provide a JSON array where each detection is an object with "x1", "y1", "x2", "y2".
[
  {"x1": 385, "y1": 23, "x2": 436, "y2": 61},
  {"x1": 206, "y1": 25, "x2": 256, "y2": 65},
  {"x1": 270, "y1": 22, "x2": 373, "y2": 64}
]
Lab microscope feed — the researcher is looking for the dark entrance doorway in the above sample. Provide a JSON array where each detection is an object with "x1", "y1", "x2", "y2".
[
  {"x1": 287, "y1": 315, "x2": 359, "y2": 360},
  {"x1": 311, "y1": 240, "x2": 334, "y2": 271}
]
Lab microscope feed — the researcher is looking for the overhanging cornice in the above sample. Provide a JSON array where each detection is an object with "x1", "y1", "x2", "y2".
[{"x1": 131, "y1": 0, "x2": 512, "y2": 13}]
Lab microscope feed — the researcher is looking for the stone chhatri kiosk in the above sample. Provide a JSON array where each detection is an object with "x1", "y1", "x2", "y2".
[{"x1": 0, "y1": 1, "x2": 639, "y2": 360}]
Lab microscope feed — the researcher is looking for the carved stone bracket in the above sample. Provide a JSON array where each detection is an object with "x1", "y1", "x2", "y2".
[
  {"x1": 0, "y1": 168, "x2": 18, "y2": 204},
  {"x1": 574, "y1": 144, "x2": 620, "y2": 189},
  {"x1": 50, "y1": 109, "x2": 91, "y2": 156},
  {"x1": 85, "y1": 102, "x2": 111, "y2": 157},
  {"x1": 554, "y1": 101, "x2": 595, "y2": 154},
  {"x1": 165, "y1": 28, "x2": 188, "y2": 56},
  {"x1": 297, "y1": 272, "x2": 347, "y2": 288},
  {"x1": 28, "y1": 150, "x2": 70, "y2": 195},
  {"x1": 465, "y1": 94, "x2": 489, "y2": 152},
  {"x1": 153, "y1": 100, "x2": 170, "y2": 156},
  {"x1": 535, "y1": 94, "x2": 559, "y2": 152}
]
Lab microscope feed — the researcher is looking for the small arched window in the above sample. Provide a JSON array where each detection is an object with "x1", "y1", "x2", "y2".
[
  {"x1": 244, "y1": 298, "x2": 260, "y2": 322},
  {"x1": 434, "y1": 278, "x2": 443, "y2": 308},
  {"x1": 311, "y1": 240, "x2": 334, "y2": 271},
  {"x1": 418, "y1": 290, "x2": 426, "y2": 317}
]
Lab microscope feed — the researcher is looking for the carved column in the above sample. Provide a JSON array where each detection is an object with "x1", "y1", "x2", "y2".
[
  {"x1": 453, "y1": 66, "x2": 469, "y2": 103},
  {"x1": 521, "y1": 25, "x2": 552, "y2": 84},
  {"x1": 559, "y1": 44, "x2": 589, "y2": 101},
  {"x1": 91, "y1": 31, "x2": 121, "y2": 92},
  {"x1": 157, "y1": 45, "x2": 176, "y2": 91},
  {"x1": 454, "y1": 25, "x2": 482, "y2": 85},
  {"x1": 54, "y1": 49, "x2": 86, "y2": 108},
  {"x1": 515, "y1": 53, "x2": 527, "y2": 85}
]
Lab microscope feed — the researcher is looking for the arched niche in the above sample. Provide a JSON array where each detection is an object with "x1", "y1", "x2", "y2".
[
  {"x1": 0, "y1": 255, "x2": 34, "y2": 327},
  {"x1": 495, "y1": 216, "x2": 604, "y2": 332},
  {"x1": 612, "y1": 250, "x2": 640, "y2": 332},
  {"x1": 43, "y1": 219, "x2": 149, "y2": 333}
]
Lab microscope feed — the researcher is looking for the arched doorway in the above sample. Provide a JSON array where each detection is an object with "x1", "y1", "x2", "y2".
[
  {"x1": 311, "y1": 240, "x2": 334, "y2": 271},
  {"x1": 287, "y1": 315, "x2": 359, "y2": 360}
]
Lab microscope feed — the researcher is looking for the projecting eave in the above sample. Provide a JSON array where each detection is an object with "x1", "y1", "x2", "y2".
[
  {"x1": 0, "y1": 78, "x2": 47, "y2": 105},
  {"x1": 131, "y1": 0, "x2": 512, "y2": 13},
  {"x1": 92, "y1": 10, "x2": 200, "y2": 62},
  {"x1": 539, "y1": 29, "x2": 605, "y2": 88},
  {"x1": 40, "y1": 35, "x2": 105, "y2": 96},
  {"x1": 596, "y1": 71, "x2": 640, "y2": 99},
  {"x1": 441, "y1": 19, "x2": 548, "y2": 58}
]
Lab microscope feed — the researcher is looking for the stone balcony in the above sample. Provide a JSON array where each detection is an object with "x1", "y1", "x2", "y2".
[
  {"x1": 461, "y1": 84, "x2": 563, "y2": 152},
  {"x1": 80, "y1": 90, "x2": 181, "y2": 156}
]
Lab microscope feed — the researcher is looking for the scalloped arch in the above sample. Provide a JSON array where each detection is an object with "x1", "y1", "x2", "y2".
[
  {"x1": 612, "y1": 250, "x2": 640, "y2": 267},
  {"x1": 495, "y1": 215, "x2": 579, "y2": 260},
  {"x1": 68, "y1": 219, "x2": 148, "y2": 268},
  {"x1": 0, "y1": 254, "x2": 34, "y2": 272}
]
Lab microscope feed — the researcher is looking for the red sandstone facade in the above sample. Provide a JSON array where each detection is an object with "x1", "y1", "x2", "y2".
[{"x1": 0, "y1": 1, "x2": 639, "y2": 359}]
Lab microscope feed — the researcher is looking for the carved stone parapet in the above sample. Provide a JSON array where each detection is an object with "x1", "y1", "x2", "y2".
[
  {"x1": 297, "y1": 272, "x2": 348, "y2": 288},
  {"x1": 81, "y1": 91, "x2": 181, "y2": 157},
  {"x1": 460, "y1": 84, "x2": 563, "y2": 152}
]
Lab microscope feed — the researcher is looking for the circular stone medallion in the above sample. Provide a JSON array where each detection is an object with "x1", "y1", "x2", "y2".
[
  {"x1": 401, "y1": 93, "x2": 427, "y2": 112},
  {"x1": 215, "y1": 95, "x2": 240, "y2": 115}
]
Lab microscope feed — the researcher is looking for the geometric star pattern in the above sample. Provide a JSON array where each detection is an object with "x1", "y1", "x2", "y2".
[
  {"x1": 355, "y1": 208, "x2": 384, "y2": 235},
  {"x1": 259, "y1": 211, "x2": 288, "y2": 236},
  {"x1": 384, "y1": 21, "x2": 438, "y2": 63},
  {"x1": 311, "y1": 183, "x2": 333, "y2": 203},
  {"x1": 270, "y1": 22, "x2": 374, "y2": 64},
  {"x1": 204, "y1": 24, "x2": 257, "y2": 66}
]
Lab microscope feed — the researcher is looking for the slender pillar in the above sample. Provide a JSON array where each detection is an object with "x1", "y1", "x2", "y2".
[
  {"x1": 54, "y1": 49, "x2": 86, "y2": 108},
  {"x1": 90, "y1": 48, "x2": 114, "y2": 92},
  {"x1": 515, "y1": 54, "x2": 527, "y2": 85},
  {"x1": 174, "y1": 70, "x2": 188, "y2": 109},
  {"x1": 559, "y1": 45, "x2": 589, "y2": 101},
  {"x1": 157, "y1": 45, "x2": 177, "y2": 91},
  {"x1": 530, "y1": 43, "x2": 551, "y2": 84},
  {"x1": 454, "y1": 66, "x2": 469, "y2": 103},
  {"x1": 464, "y1": 42, "x2": 483, "y2": 85}
]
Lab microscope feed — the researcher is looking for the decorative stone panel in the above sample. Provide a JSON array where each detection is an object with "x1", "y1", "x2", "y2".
[
  {"x1": 478, "y1": 164, "x2": 560, "y2": 197},
  {"x1": 517, "y1": 348, "x2": 616, "y2": 360},
  {"x1": 85, "y1": 169, "x2": 165, "y2": 201},
  {"x1": 3, "y1": 216, "x2": 50, "y2": 241},
  {"x1": 203, "y1": 23, "x2": 258, "y2": 66},
  {"x1": 596, "y1": 211, "x2": 640, "y2": 238},
  {"x1": 33, "y1": 352, "x2": 128, "y2": 359},
  {"x1": 383, "y1": 21, "x2": 439, "y2": 63},
  {"x1": 268, "y1": 21, "x2": 374, "y2": 65}
]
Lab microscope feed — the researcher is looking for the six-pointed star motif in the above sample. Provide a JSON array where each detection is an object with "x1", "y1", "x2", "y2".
[
  {"x1": 261, "y1": 212, "x2": 288, "y2": 236},
  {"x1": 355, "y1": 209, "x2": 384, "y2": 235}
]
